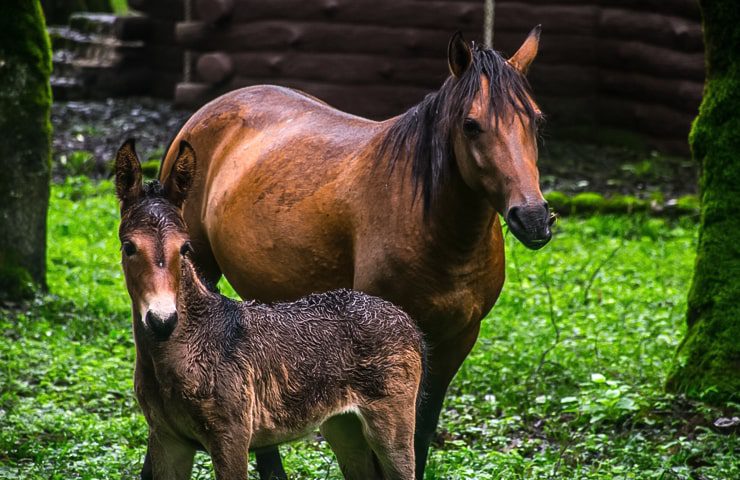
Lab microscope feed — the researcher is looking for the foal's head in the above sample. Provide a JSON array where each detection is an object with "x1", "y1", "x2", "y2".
[{"x1": 115, "y1": 139, "x2": 196, "y2": 339}]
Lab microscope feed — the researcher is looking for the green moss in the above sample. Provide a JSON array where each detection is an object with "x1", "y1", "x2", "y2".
[
  {"x1": 544, "y1": 191, "x2": 570, "y2": 215},
  {"x1": 666, "y1": 0, "x2": 740, "y2": 403},
  {"x1": 570, "y1": 192, "x2": 605, "y2": 214},
  {"x1": 603, "y1": 195, "x2": 647, "y2": 214}
]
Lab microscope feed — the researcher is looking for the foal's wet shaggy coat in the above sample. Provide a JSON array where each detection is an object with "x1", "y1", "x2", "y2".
[{"x1": 115, "y1": 140, "x2": 425, "y2": 480}]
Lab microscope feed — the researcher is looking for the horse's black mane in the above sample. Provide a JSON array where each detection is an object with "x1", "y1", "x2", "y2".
[{"x1": 379, "y1": 43, "x2": 538, "y2": 213}]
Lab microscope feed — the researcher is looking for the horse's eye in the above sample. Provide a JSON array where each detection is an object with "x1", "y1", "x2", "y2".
[
  {"x1": 122, "y1": 241, "x2": 136, "y2": 257},
  {"x1": 462, "y1": 118, "x2": 483, "y2": 137},
  {"x1": 180, "y1": 241, "x2": 193, "y2": 256}
]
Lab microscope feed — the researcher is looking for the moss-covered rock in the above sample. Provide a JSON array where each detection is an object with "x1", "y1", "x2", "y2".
[
  {"x1": 666, "y1": 0, "x2": 740, "y2": 403},
  {"x1": 0, "y1": 1, "x2": 52, "y2": 297},
  {"x1": 675, "y1": 194, "x2": 700, "y2": 214},
  {"x1": 603, "y1": 195, "x2": 647, "y2": 214},
  {"x1": 570, "y1": 192, "x2": 605, "y2": 214}
]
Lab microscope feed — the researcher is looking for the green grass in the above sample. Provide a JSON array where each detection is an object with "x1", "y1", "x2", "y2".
[{"x1": 1, "y1": 178, "x2": 737, "y2": 479}]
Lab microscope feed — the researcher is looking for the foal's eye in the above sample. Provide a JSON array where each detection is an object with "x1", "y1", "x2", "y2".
[
  {"x1": 462, "y1": 118, "x2": 483, "y2": 137},
  {"x1": 121, "y1": 241, "x2": 136, "y2": 257},
  {"x1": 180, "y1": 241, "x2": 193, "y2": 256}
]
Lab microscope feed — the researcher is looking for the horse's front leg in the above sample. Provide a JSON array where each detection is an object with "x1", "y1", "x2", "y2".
[
  {"x1": 255, "y1": 447, "x2": 288, "y2": 480},
  {"x1": 414, "y1": 323, "x2": 481, "y2": 480}
]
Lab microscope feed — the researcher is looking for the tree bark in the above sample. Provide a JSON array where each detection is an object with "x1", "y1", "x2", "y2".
[
  {"x1": 0, "y1": 1, "x2": 52, "y2": 300},
  {"x1": 666, "y1": 0, "x2": 740, "y2": 402}
]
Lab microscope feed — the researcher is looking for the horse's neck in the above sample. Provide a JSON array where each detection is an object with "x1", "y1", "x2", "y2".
[{"x1": 425, "y1": 171, "x2": 499, "y2": 260}]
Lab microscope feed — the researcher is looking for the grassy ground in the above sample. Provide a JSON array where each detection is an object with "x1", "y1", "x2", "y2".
[{"x1": 0, "y1": 178, "x2": 737, "y2": 479}]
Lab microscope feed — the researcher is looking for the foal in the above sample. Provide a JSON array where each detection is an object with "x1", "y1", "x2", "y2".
[{"x1": 115, "y1": 139, "x2": 425, "y2": 480}]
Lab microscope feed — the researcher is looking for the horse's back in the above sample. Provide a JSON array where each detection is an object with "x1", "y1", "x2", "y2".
[{"x1": 161, "y1": 85, "x2": 384, "y2": 302}]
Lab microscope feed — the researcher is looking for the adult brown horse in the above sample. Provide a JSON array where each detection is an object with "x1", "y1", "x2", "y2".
[{"x1": 159, "y1": 29, "x2": 551, "y2": 479}]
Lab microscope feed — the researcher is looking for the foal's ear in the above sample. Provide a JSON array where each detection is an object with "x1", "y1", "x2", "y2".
[
  {"x1": 163, "y1": 140, "x2": 196, "y2": 208},
  {"x1": 114, "y1": 139, "x2": 143, "y2": 209},
  {"x1": 448, "y1": 31, "x2": 472, "y2": 78},
  {"x1": 508, "y1": 25, "x2": 541, "y2": 74}
]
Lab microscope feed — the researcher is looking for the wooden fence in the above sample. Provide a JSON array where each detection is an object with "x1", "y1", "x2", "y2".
[{"x1": 127, "y1": 0, "x2": 704, "y2": 154}]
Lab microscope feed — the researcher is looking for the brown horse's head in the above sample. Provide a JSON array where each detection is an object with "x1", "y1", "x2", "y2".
[
  {"x1": 382, "y1": 28, "x2": 552, "y2": 250},
  {"x1": 448, "y1": 28, "x2": 551, "y2": 249},
  {"x1": 115, "y1": 139, "x2": 196, "y2": 339}
]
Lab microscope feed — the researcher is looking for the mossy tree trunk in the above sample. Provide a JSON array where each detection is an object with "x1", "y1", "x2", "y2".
[
  {"x1": 666, "y1": 0, "x2": 740, "y2": 402},
  {"x1": 0, "y1": 1, "x2": 52, "y2": 300}
]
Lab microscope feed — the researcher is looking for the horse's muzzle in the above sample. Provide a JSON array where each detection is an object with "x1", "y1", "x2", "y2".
[
  {"x1": 145, "y1": 310, "x2": 178, "y2": 340},
  {"x1": 506, "y1": 202, "x2": 553, "y2": 250}
]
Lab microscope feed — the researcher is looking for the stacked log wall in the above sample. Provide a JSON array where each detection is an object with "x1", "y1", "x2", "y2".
[
  {"x1": 134, "y1": 0, "x2": 704, "y2": 154},
  {"x1": 127, "y1": 0, "x2": 184, "y2": 98}
]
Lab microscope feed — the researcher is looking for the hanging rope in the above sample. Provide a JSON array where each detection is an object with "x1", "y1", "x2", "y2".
[
  {"x1": 184, "y1": 0, "x2": 193, "y2": 83},
  {"x1": 484, "y1": 0, "x2": 495, "y2": 47}
]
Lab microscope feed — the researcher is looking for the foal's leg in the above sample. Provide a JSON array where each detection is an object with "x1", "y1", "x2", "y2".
[
  {"x1": 359, "y1": 390, "x2": 418, "y2": 480},
  {"x1": 210, "y1": 430, "x2": 251, "y2": 480},
  {"x1": 414, "y1": 323, "x2": 481, "y2": 479},
  {"x1": 146, "y1": 431, "x2": 196, "y2": 480},
  {"x1": 321, "y1": 412, "x2": 383, "y2": 480}
]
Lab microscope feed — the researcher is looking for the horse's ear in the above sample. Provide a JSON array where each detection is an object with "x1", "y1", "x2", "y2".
[
  {"x1": 448, "y1": 31, "x2": 472, "y2": 78},
  {"x1": 508, "y1": 25, "x2": 541, "y2": 74},
  {"x1": 163, "y1": 140, "x2": 196, "y2": 208},
  {"x1": 115, "y1": 139, "x2": 143, "y2": 209}
]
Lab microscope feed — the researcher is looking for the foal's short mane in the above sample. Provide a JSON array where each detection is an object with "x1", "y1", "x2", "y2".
[
  {"x1": 379, "y1": 44, "x2": 538, "y2": 213},
  {"x1": 120, "y1": 180, "x2": 187, "y2": 235}
]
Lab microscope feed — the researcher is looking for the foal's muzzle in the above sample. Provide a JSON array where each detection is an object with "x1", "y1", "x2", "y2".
[
  {"x1": 506, "y1": 202, "x2": 553, "y2": 250},
  {"x1": 145, "y1": 310, "x2": 178, "y2": 340}
]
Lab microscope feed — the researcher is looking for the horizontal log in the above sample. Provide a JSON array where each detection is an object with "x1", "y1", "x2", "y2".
[
  {"x1": 528, "y1": 64, "x2": 599, "y2": 96},
  {"x1": 196, "y1": 0, "x2": 234, "y2": 24},
  {"x1": 598, "y1": 69, "x2": 703, "y2": 113},
  {"x1": 597, "y1": 40, "x2": 705, "y2": 81},
  {"x1": 177, "y1": 21, "x2": 477, "y2": 57},
  {"x1": 129, "y1": 0, "x2": 184, "y2": 21},
  {"x1": 495, "y1": 33, "x2": 597, "y2": 64},
  {"x1": 597, "y1": 97, "x2": 695, "y2": 137},
  {"x1": 516, "y1": 0, "x2": 700, "y2": 20},
  {"x1": 176, "y1": 79, "x2": 434, "y2": 119},
  {"x1": 197, "y1": 52, "x2": 234, "y2": 83},
  {"x1": 226, "y1": 0, "x2": 481, "y2": 31},
  {"x1": 535, "y1": 95, "x2": 599, "y2": 124},
  {"x1": 598, "y1": 0, "x2": 700, "y2": 20},
  {"x1": 599, "y1": 8, "x2": 703, "y2": 51},
  {"x1": 194, "y1": 51, "x2": 447, "y2": 87}
]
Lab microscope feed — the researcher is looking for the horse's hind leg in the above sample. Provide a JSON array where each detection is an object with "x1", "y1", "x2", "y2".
[{"x1": 321, "y1": 412, "x2": 383, "y2": 480}]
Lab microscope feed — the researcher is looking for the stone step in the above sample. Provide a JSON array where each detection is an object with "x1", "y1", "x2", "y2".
[{"x1": 68, "y1": 12, "x2": 117, "y2": 37}]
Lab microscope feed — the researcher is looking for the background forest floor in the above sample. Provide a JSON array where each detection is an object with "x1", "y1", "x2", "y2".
[{"x1": 1, "y1": 178, "x2": 737, "y2": 479}]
